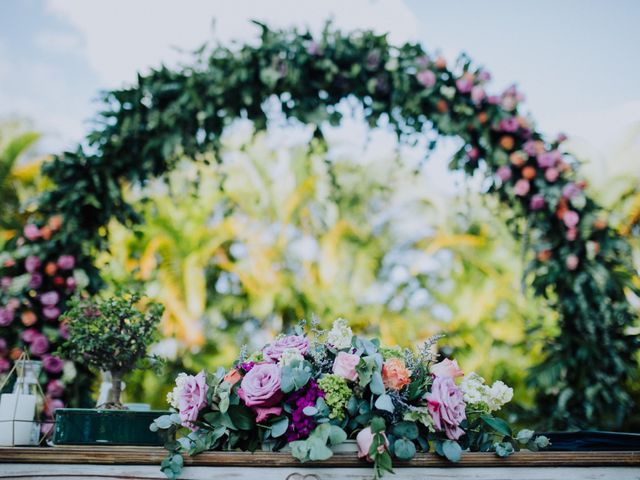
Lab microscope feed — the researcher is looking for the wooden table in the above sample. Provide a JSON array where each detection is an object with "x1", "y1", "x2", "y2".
[{"x1": 1, "y1": 446, "x2": 639, "y2": 479}]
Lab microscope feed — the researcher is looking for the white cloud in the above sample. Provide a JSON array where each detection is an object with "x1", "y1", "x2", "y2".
[
  {"x1": 34, "y1": 30, "x2": 83, "y2": 54},
  {"x1": 45, "y1": 0, "x2": 419, "y2": 87}
]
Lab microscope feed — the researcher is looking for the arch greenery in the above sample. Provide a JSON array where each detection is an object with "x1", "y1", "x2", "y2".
[{"x1": 10, "y1": 23, "x2": 640, "y2": 428}]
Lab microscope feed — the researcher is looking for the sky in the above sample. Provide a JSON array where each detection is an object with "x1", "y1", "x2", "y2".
[{"x1": 1, "y1": 0, "x2": 639, "y2": 164}]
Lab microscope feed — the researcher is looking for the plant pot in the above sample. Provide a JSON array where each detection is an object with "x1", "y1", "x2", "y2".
[{"x1": 53, "y1": 408, "x2": 172, "y2": 446}]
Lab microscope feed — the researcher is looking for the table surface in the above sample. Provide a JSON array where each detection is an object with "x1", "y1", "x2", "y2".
[{"x1": 0, "y1": 446, "x2": 639, "y2": 467}]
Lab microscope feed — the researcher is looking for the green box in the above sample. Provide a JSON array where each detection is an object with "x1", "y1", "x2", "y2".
[{"x1": 53, "y1": 408, "x2": 172, "y2": 446}]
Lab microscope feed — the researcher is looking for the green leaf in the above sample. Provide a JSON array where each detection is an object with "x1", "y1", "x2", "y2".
[
  {"x1": 494, "y1": 441, "x2": 515, "y2": 457},
  {"x1": 391, "y1": 421, "x2": 418, "y2": 440},
  {"x1": 227, "y1": 405, "x2": 255, "y2": 431},
  {"x1": 480, "y1": 415, "x2": 512, "y2": 437},
  {"x1": 270, "y1": 416, "x2": 289, "y2": 438},
  {"x1": 370, "y1": 416, "x2": 386, "y2": 433},
  {"x1": 394, "y1": 438, "x2": 416, "y2": 460},
  {"x1": 374, "y1": 394, "x2": 394, "y2": 413},
  {"x1": 328, "y1": 425, "x2": 347, "y2": 445},
  {"x1": 290, "y1": 440, "x2": 309, "y2": 461},
  {"x1": 442, "y1": 440, "x2": 462, "y2": 462},
  {"x1": 308, "y1": 443, "x2": 334, "y2": 461},
  {"x1": 370, "y1": 371, "x2": 385, "y2": 395},
  {"x1": 516, "y1": 429, "x2": 534, "y2": 444}
]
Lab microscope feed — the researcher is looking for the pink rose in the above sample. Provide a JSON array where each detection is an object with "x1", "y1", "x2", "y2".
[
  {"x1": 563, "y1": 210, "x2": 580, "y2": 228},
  {"x1": 566, "y1": 254, "x2": 579, "y2": 271},
  {"x1": 57, "y1": 255, "x2": 75, "y2": 270},
  {"x1": 40, "y1": 291, "x2": 60, "y2": 307},
  {"x1": 43, "y1": 306, "x2": 61, "y2": 320},
  {"x1": 514, "y1": 179, "x2": 530, "y2": 196},
  {"x1": 496, "y1": 166, "x2": 512, "y2": 182},
  {"x1": 29, "y1": 273, "x2": 43, "y2": 289},
  {"x1": 426, "y1": 376, "x2": 466, "y2": 440},
  {"x1": 416, "y1": 70, "x2": 436, "y2": 88},
  {"x1": 25, "y1": 255, "x2": 41, "y2": 273},
  {"x1": 471, "y1": 86, "x2": 485, "y2": 104},
  {"x1": 21, "y1": 328, "x2": 39, "y2": 343},
  {"x1": 0, "y1": 358, "x2": 10, "y2": 373},
  {"x1": 46, "y1": 380, "x2": 65, "y2": 398},
  {"x1": 430, "y1": 358, "x2": 464, "y2": 378},
  {"x1": 30, "y1": 334, "x2": 50, "y2": 356},
  {"x1": 0, "y1": 308, "x2": 14, "y2": 327},
  {"x1": 23, "y1": 224, "x2": 41, "y2": 241},
  {"x1": 43, "y1": 355, "x2": 64, "y2": 374},
  {"x1": 1, "y1": 277, "x2": 11, "y2": 289},
  {"x1": 356, "y1": 426, "x2": 389, "y2": 461},
  {"x1": 545, "y1": 167, "x2": 559, "y2": 182},
  {"x1": 332, "y1": 352, "x2": 360, "y2": 381},
  {"x1": 176, "y1": 371, "x2": 208, "y2": 427},
  {"x1": 263, "y1": 335, "x2": 309, "y2": 363},
  {"x1": 238, "y1": 363, "x2": 283, "y2": 421}
]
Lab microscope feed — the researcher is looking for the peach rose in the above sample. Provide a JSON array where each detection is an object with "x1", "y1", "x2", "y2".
[
  {"x1": 430, "y1": 358, "x2": 464, "y2": 379},
  {"x1": 382, "y1": 358, "x2": 411, "y2": 391},
  {"x1": 224, "y1": 368, "x2": 242, "y2": 386}
]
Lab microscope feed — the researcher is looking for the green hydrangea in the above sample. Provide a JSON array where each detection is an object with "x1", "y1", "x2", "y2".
[
  {"x1": 379, "y1": 346, "x2": 404, "y2": 361},
  {"x1": 318, "y1": 374, "x2": 352, "y2": 420}
]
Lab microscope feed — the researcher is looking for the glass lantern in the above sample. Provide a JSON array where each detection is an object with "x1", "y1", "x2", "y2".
[{"x1": 0, "y1": 359, "x2": 42, "y2": 446}]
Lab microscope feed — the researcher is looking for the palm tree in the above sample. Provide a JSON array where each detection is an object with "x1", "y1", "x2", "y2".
[{"x1": 0, "y1": 120, "x2": 47, "y2": 237}]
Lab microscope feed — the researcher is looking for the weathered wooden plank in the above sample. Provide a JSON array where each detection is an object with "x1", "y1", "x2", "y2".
[
  {"x1": 0, "y1": 447, "x2": 639, "y2": 468},
  {"x1": 1, "y1": 464, "x2": 640, "y2": 480}
]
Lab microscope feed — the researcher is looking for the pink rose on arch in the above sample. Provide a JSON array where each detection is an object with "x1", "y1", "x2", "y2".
[
  {"x1": 0, "y1": 308, "x2": 14, "y2": 327},
  {"x1": 43, "y1": 355, "x2": 64, "y2": 374},
  {"x1": 430, "y1": 358, "x2": 464, "y2": 379},
  {"x1": 46, "y1": 379, "x2": 65, "y2": 398},
  {"x1": 30, "y1": 334, "x2": 50, "y2": 356},
  {"x1": 40, "y1": 291, "x2": 60, "y2": 307},
  {"x1": 57, "y1": 255, "x2": 75, "y2": 270},
  {"x1": 238, "y1": 363, "x2": 283, "y2": 422},
  {"x1": 0, "y1": 358, "x2": 10, "y2": 373},
  {"x1": 563, "y1": 210, "x2": 580, "y2": 228},
  {"x1": 23, "y1": 224, "x2": 41, "y2": 241},
  {"x1": 514, "y1": 179, "x2": 530, "y2": 196},
  {"x1": 29, "y1": 273, "x2": 43, "y2": 289},
  {"x1": 43, "y1": 307, "x2": 61, "y2": 321},
  {"x1": 25, "y1": 255, "x2": 41, "y2": 273},
  {"x1": 263, "y1": 335, "x2": 310, "y2": 363},
  {"x1": 176, "y1": 371, "x2": 208, "y2": 427},
  {"x1": 426, "y1": 376, "x2": 466, "y2": 440},
  {"x1": 356, "y1": 426, "x2": 389, "y2": 461},
  {"x1": 21, "y1": 328, "x2": 39, "y2": 343},
  {"x1": 416, "y1": 70, "x2": 436, "y2": 89},
  {"x1": 1, "y1": 276, "x2": 12, "y2": 289},
  {"x1": 332, "y1": 351, "x2": 360, "y2": 382}
]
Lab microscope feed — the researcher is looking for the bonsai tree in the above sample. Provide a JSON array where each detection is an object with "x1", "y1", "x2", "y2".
[{"x1": 59, "y1": 291, "x2": 164, "y2": 408}]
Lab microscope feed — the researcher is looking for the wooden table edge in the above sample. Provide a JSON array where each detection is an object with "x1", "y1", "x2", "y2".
[{"x1": 0, "y1": 447, "x2": 639, "y2": 468}]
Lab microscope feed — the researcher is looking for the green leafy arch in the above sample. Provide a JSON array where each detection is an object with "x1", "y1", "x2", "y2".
[{"x1": 33, "y1": 24, "x2": 640, "y2": 428}]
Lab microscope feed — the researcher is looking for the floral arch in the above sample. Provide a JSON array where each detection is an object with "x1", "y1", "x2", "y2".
[{"x1": 1, "y1": 23, "x2": 637, "y2": 429}]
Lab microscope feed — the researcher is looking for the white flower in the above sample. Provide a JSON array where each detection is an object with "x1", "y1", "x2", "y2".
[
  {"x1": 460, "y1": 372, "x2": 513, "y2": 412},
  {"x1": 278, "y1": 348, "x2": 304, "y2": 366},
  {"x1": 61, "y1": 361, "x2": 77, "y2": 383},
  {"x1": 487, "y1": 380, "x2": 513, "y2": 411},
  {"x1": 326, "y1": 318, "x2": 353, "y2": 350},
  {"x1": 167, "y1": 373, "x2": 189, "y2": 409}
]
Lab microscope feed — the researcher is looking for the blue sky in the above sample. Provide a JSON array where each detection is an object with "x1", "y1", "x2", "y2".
[{"x1": 1, "y1": 0, "x2": 639, "y2": 158}]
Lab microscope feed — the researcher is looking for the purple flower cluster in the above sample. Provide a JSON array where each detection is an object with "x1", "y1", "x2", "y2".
[{"x1": 285, "y1": 379, "x2": 325, "y2": 442}]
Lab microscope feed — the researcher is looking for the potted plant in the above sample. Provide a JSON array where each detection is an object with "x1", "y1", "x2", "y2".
[{"x1": 52, "y1": 291, "x2": 170, "y2": 445}]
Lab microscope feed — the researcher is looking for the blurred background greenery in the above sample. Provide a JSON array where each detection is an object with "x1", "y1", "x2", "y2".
[{"x1": 1, "y1": 117, "x2": 639, "y2": 422}]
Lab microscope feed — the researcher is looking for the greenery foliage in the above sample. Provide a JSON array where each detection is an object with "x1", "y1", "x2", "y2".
[
  {"x1": 59, "y1": 292, "x2": 163, "y2": 406},
  {"x1": 8, "y1": 22, "x2": 638, "y2": 428}
]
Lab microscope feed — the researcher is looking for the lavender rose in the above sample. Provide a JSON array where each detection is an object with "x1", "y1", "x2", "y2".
[
  {"x1": 426, "y1": 376, "x2": 466, "y2": 440},
  {"x1": 0, "y1": 308, "x2": 14, "y2": 327},
  {"x1": 57, "y1": 255, "x2": 75, "y2": 270},
  {"x1": 25, "y1": 255, "x2": 41, "y2": 273},
  {"x1": 171, "y1": 371, "x2": 208, "y2": 429},
  {"x1": 43, "y1": 355, "x2": 64, "y2": 374},
  {"x1": 263, "y1": 335, "x2": 310, "y2": 363},
  {"x1": 40, "y1": 291, "x2": 60, "y2": 307},
  {"x1": 238, "y1": 363, "x2": 283, "y2": 421},
  {"x1": 30, "y1": 334, "x2": 50, "y2": 356}
]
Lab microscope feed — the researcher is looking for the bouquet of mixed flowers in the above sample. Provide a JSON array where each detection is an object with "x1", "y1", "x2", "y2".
[{"x1": 153, "y1": 319, "x2": 548, "y2": 479}]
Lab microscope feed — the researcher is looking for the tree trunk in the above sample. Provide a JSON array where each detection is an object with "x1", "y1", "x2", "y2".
[{"x1": 109, "y1": 370, "x2": 124, "y2": 408}]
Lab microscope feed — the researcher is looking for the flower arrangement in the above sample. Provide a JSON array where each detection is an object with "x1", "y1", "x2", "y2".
[{"x1": 153, "y1": 319, "x2": 548, "y2": 479}]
